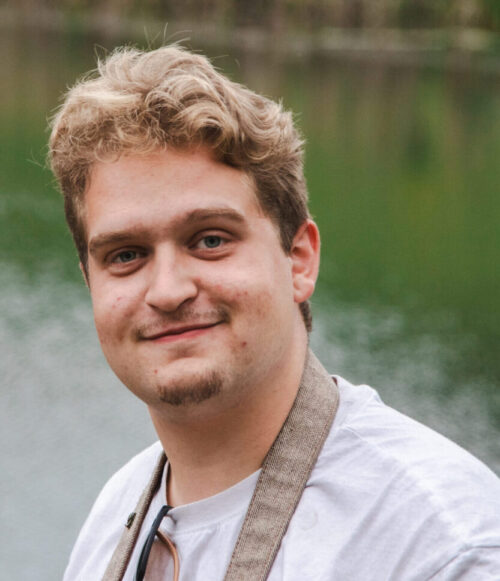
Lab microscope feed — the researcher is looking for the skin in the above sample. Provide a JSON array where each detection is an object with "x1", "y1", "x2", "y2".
[{"x1": 83, "y1": 147, "x2": 320, "y2": 505}]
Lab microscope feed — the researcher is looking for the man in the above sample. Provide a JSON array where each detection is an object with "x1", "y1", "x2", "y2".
[{"x1": 50, "y1": 45, "x2": 500, "y2": 580}]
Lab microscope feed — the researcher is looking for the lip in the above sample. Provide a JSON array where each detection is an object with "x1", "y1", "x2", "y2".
[{"x1": 143, "y1": 322, "x2": 221, "y2": 342}]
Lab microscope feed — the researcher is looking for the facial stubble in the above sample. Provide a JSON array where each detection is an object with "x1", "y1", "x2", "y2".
[{"x1": 157, "y1": 369, "x2": 224, "y2": 406}]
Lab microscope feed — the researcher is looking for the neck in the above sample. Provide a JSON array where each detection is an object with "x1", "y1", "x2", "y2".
[{"x1": 149, "y1": 337, "x2": 308, "y2": 506}]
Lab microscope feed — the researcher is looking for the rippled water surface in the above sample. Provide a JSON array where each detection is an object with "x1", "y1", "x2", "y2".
[{"x1": 1, "y1": 29, "x2": 499, "y2": 580}]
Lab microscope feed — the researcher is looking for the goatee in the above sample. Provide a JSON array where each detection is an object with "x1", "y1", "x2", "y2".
[{"x1": 158, "y1": 370, "x2": 223, "y2": 406}]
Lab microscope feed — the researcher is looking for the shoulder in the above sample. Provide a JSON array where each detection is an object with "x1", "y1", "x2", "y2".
[
  {"x1": 85, "y1": 440, "x2": 164, "y2": 521},
  {"x1": 63, "y1": 441, "x2": 163, "y2": 581},
  {"x1": 304, "y1": 376, "x2": 500, "y2": 577},
  {"x1": 331, "y1": 376, "x2": 498, "y2": 482},
  {"x1": 326, "y1": 376, "x2": 500, "y2": 526}
]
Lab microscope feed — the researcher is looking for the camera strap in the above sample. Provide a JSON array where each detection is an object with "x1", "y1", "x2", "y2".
[{"x1": 103, "y1": 349, "x2": 339, "y2": 580}]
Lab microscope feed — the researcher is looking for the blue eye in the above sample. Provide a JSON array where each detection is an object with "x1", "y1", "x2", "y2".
[
  {"x1": 114, "y1": 250, "x2": 138, "y2": 263},
  {"x1": 202, "y1": 236, "x2": 222, "y2": 248}
]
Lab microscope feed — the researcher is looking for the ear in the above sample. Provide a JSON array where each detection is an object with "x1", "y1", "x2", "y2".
[
  {"x1": 79, "y1": 262, "x2": 90, "y2": 288},
  {"x1": 290, "y1": 219, "x2": 320, "y2": 303}
]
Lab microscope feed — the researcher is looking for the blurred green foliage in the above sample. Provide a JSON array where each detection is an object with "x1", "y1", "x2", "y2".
[{"x1": 6, "y1": 0, "x2": 500, "y2": 32}]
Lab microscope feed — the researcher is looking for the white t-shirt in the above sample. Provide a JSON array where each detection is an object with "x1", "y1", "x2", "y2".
[{"x1": 64, "y1": 377, "x2": 500, "y2": 580}]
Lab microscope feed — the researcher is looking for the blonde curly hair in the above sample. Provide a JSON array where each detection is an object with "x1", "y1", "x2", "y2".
[{"x1": 49, "y1": 45, "x2": 312, "y2": 330}]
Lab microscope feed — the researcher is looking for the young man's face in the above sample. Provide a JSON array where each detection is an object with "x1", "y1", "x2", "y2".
[{"x1": 84, "y1": 148, "x2": 318, "y2": 411}]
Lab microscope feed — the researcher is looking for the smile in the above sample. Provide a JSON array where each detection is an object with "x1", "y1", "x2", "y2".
[{"x1": 142, "y1": 322, "x2": 221, "y2": 343}]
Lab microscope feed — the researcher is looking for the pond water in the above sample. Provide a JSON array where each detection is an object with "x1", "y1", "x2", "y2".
[{"x1": 1, "y1": 28, "x2": 499, "y2": 579}]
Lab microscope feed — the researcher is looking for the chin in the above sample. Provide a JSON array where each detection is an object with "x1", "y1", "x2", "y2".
[{"x1": 155, "y1": 368, "x2": 225, "y2": 407}]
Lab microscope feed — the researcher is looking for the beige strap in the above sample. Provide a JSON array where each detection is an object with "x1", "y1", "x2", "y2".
[
  {"x1": 102, "y1": 451, "x2": 167, "y2": 581},
  {"x1": 103, "y1": 349, "x2": 339, "y2": 580},
  {"x1": 224, "y1": 349, "x2": 339, "y2": 580}
]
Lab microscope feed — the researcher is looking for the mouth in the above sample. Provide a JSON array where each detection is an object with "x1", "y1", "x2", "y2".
[{"x1": 142, "y1": 322, "x2": 222, "y2": 342}]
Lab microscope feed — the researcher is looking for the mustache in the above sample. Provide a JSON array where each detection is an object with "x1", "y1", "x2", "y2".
[{"x1": 133, "y1": 306, "x2": 230, "y2": 341}]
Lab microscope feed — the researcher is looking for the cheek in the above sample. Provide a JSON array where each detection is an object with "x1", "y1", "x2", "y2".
[
  {"x1": 235, "y1": 287, "x2": 277, "y2": 323},
  {"x1": 209, "y1": 264, "x2": 287, "y2": 316},
  {"x1": 92, "y1": 291, "x2": 135, "y2": 345},
  {"x1": 212, "y1": 281, "x2": 262, "y2": 311},
  {"x1": 209, "y1": 279, "x2": 253, "y2": 307},
  {"x1": 110, "y1": 295, "x2": 123, "y2": 309}
]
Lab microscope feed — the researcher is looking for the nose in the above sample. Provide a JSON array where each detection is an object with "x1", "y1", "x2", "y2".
[{"x1": 144, "y1": 247, "x2": 198, "y2": 313}]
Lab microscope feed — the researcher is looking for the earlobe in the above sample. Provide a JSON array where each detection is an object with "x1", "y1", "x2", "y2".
[{"x1": 290, "y1": 219, "x2": 320, "y2": 303}]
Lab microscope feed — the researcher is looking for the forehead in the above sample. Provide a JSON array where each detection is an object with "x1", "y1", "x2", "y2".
[
  {"x1": 83, "y1": 148, "x2": 275, "y2": 242},
  {"x1": 87, "y1": 148, "x2": 254, "y2": 204}
]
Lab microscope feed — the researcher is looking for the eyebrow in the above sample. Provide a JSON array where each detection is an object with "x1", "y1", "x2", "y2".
[{"x1": 88, "y1": 207, "x2": 246, "y2": 256}]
